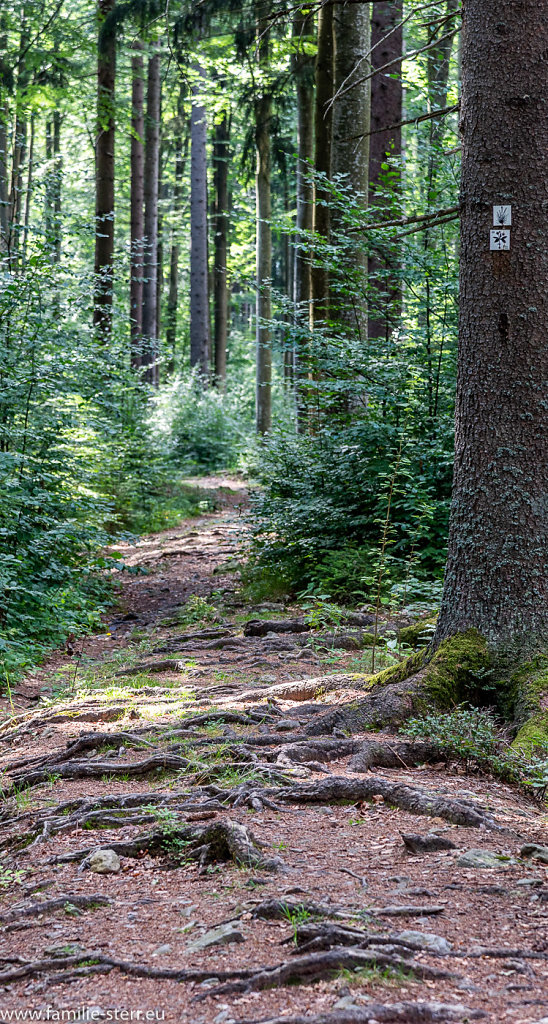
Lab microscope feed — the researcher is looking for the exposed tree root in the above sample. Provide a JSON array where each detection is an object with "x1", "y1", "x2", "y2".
[
  {"x1": 238, "y1": 1002, "x2": 486, "y2": 1024},
  {"x1": 7, "y1": 752, "x2": 193, "y2": 790},
  {"x1": 196, "y1": 946, "x2": 457, "y2": 999},
  {"x1": 50, "y1": 817, "x2": 284, "y2": 871},
  {"x1": 270, "y1": 775, "x2": 501, "y2": 829},
  {"x1": 0, "y1": 894, "x2": 111, "y2": 924},
  {"x1": 0, "y1": 952, "x2": 252, "y2": 987}
]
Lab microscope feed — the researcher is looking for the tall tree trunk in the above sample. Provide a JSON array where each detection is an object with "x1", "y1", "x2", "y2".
[
  {"x1": 93, "y1": 0, "x2": 116, "y2": 337},
  {"x1": 292, "y1": 10, "x2": 315, "y2": 312},
  {"x1": 130, "y1": 40, "x2": 144, "y2": 368},
  {"x1": 0, "y1": 15, "x2": 8, "y2": 252},
  {"x1": 422, "y1": 0, "x2": 459, "y2": 420},
  {"x1": 52, "y1": 110, "x2": 61, "y2": 263},
  {"x1": 254, "y1": 7, "x2": 272, "y2": 434},
  {"x1": 141, "y1": 46, "x2": 161, "y2": 384},
  {"x1": 330, "y1": 0, "x2": 371, "y2": 338},
  {"x1": 213, "y1": 109, "x2": 230, "y2": 387},
  {"x1": 435, "y1": 0, "x2": 548, "y2": 656},
  {"x1": 368, "y1": 0, "x2": 403, "y2": 344},
  {"x1": 8, "y1": 12, "x2": 30, "y2": 266},
  {"x1": 22, "y1": 111, "x2": 34, "y2": 258},
  {"x1": 165, "y1": 89, "x2": 188, "y2": 375},
  {"x1": 310, "y1": 2, "x2": 333, "y2": 328},
  {"x1": 189, "y1": 63, "x2": 211, "y2": 379}
]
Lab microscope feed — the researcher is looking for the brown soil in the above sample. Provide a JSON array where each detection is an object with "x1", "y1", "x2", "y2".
[{"x1": 0, "y1": 477, "x2": 547, "y2": 1024}]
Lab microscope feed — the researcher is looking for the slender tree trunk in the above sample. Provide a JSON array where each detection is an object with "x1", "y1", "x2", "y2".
[
  {"x1": 8, "y1": 13, "x2": 30, "y2": 266},
  {"x1": 254, "y1": 8, "x2": 272, "y2": 434},
  {"x1": 93, "y1": 0, "x2": 116, "y2": 336},
  {"x1": 166, "y1": 91, "x2": 188, "y2": 375},
  {"x1": 368, "y1": 0, "x2": 403, "y2": 344},
  {"x1": 435, "y1": 0, "x2": 548, "y2": 656},
  {"x1": 0, "y1": 15, "x2": 8, "y2": 252},
  {"x1": 330, "y1": 0, "x2": 371, "y2": 338},
  {"x1": 293, "y1": 10, "x2": 315, "y2": 312},
  {"x1": 22, "y1": 111, "x2": 34, "y2": 258},
  {"x1": 52, "y1": 111, "x2": 61, "y2": 263},
  {"x1": 189, "y1": 63, "x2": 211, "y2": 380},
  {"x1": 142, "y1": 46, "x2": 161, "y2": 384},
  {"x1": 130, "y1": 40, "x2": 145, "y2": 368},
  {"x1": 156, "y1": 113, "x2": 164, "y2": 347},
  {"x1": 310, "y1": 2, "x2": 333, "y2": 327},
  {"x1": 0, "y1": 107, "x2": 8, "y2": 252},
  {"x1": 213, "y1": 109, "x2": 230, "y2": 387}
]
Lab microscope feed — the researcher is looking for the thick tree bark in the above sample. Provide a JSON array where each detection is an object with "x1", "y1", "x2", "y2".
[
  {"x1": 165, "y1": 91, "x2": 188, "y2": 375},
  {"x1": 213, "y1": 110, "x2": 230, "y2": 387},
  {"x1": 368, "y1": 1, "x2": 402, "y2": 344},
  {"x1": 310, "y1": 3, "x2": 333, "y2": 328},
  {"x1": 141, "y1": 47, "x2": 161, "y2": 384},
  {"x1": 435, "y1": 0, "x2": 548, "y2": 657},
  {"x1": 130, "y1": 41, "x2": 145, "y2": 368},
  {"x1": 93, "y1": 0, "x2": 116, "y2": 336},
  {"x1": 330, "y1": 1, "x2": 371, "y2": 338},
  {"x1": 189, "y1": 63, "x2": 211, "y2": 380},
  {"x1": 255, "y1": 8, "x2": 272, "y2": 434}
]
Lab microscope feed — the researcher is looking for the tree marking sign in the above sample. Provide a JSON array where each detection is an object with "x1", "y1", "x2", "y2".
[
  {"x1": 490, "y1": 228, "x2": 510, "y2": 250},
  {"x1": 493, "y1": 205, "x2": 512, "y2": 227}
]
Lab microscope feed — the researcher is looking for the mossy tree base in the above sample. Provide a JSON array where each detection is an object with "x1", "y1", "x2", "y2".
[{"x1": 309, "y1": 631, "x2": 548, "y2": 749}]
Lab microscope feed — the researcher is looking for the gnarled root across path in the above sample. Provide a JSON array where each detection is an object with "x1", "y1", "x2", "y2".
[{"x1": 0, "y1": 478, "x2": 547, "y2": 1024}]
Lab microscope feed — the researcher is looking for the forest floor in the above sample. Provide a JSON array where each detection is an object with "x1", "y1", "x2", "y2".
[{"x1": 1, "y1": 477, "x2": 548, "y2": 1024}]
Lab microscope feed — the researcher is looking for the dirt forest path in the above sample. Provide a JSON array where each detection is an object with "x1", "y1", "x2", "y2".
[{"x1": 1, "y1": 477, "x2": 548, "y2": 1024}]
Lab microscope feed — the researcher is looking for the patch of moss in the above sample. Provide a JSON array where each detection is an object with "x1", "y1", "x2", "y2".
[
  {"x1": 512, "y1": 711, "x2": 548, "y2": 753},
  {"x1": 368, "y1": 629, "x2": 489, "y2": 712},
  {"x1": 508, "y1": 655, "x2": 548, "y2": 751},
  {"x1": 368, "y1": 650, "x2": 426, "y2": 691},
  {"x1": 397, "y1": 615, "x2": 438, "y2": 648},
  {"x1": 421, "y1": 630, "x2": 490, "y2": 708}
]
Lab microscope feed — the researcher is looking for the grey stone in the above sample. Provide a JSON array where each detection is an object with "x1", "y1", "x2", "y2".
[
  {"x1": 457, "y1": 849, "x2": 509, "y2": 869},
  {"x1": 88, "y1": 849, "x2": 121, "y2": 874},
  {"x1": 516, "y1": 876, "x2": 543, "y2": 887},
  {"x1": 275, "y1": 719, "x2": 301, "y2": 731},
  {"x1": 152, "y1": 944, "x2": 172, "y2": 956},
  {"x1": 395, "y1": 930, "x2": 452, "y2": 954},
  {"x1": 333, "y1": 997, "x2": 360, "y2": 1010},
  {"x1": 520, "y1": 843, "x2": 548, "y2": 864},
  {"x1": 185, "y1": 921, "x2": 245, "y2": 953}
]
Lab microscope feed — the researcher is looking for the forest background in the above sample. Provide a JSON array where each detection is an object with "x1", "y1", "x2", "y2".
[{"x1": 0, "y1": 0, "x2": 461, "y2": 684}]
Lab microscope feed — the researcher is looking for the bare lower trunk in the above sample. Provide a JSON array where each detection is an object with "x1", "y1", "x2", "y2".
[
  {"x1": 368, "y1": 1, "x2": 402, "y2": 344},
  {"x1": 310, "y1": 3, "x2": 333, "y2": 328},
  {"x1": 93, "y1": 0, "x2": 116, "y2": 337},
  {"x1": 142, "y1": 47, "x2": 161, "y2": 384},
  {"x1": 435, "y1": 0, "x2": 548, "y2": 657},
  {"x1": 292, "y1": 10, "x2": 315, "y2": 418},
  {"x1": 213, "y1": 111, "x2": 230, "y2": 387},
  {"x1": 189, "y1": 63, "x2": 211, "y2": 380},
  {"x1": 330, "y1": 1, "x2": 371, "y2": 338},
  {"x1": 130, "y1": 41, "x2": 145, "y2": 368},
  {"x1": 0, "y1": 16, "x2": 8, "y2": 251}
]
